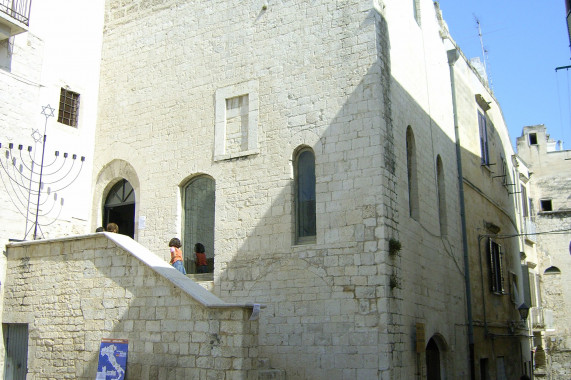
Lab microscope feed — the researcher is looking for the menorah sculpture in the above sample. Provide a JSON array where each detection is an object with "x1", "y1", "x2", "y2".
[{"x1": 0, "y1": 104, "x2": 85, "y2": 240}]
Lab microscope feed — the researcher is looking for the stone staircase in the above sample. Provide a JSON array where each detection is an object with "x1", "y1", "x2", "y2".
[
  {"x1": 186, "y1": 273, "x2": 214, "y2": 291},
  {"x1": 186, "y1": 274, "x2": 285, "y2": 379}
]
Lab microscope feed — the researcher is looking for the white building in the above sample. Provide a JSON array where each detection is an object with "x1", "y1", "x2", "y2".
[
  {"x1": 0, "y1": 0, "x2": 538, "y2": 378},
  {"x1": 90, "y1": 0, "x2": 473, "y2": 377},
  {"x1": 0, "y1": 0, "x2": 105, "y2": 377},
  {"x1": 0, "y1": 0, "x2": 104, "y2": 243}
]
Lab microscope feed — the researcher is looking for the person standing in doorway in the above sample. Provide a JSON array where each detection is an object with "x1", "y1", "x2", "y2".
[
  {"x1": 195, "y1": 243, "x2": 208, "y2": 273},
  {"x1": 106, "y1": 223, "x2": 119, "y2": 233},
  {"x1": 169, "y1": 238, "x2": 186, "y2": 275}
]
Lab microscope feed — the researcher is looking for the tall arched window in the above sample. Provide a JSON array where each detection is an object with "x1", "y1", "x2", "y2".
[
  {"x1": 295, "y1": 148, "x2": 316, "y2": 244},
  {"x1": 436, "y1": 155, "x2": 447, "y2": 235},
  {"x1": 406, "y1": 127, "x2": 419, "y2": 220},
  {"x1": 183, "y1": 176, "x2": 215, "y2": 273},
  {"x1": 426, "y1": 338, "x2": 442, "y2": 380}
]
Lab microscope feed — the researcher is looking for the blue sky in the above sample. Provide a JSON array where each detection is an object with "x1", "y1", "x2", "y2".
[{"x1": 437, "y1": 1, "x2": 571, "y2": 150}]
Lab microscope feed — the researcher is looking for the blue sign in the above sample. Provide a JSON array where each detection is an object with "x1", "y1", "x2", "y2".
[{"x1": 96, "y1": 339, "x2": 128, "y2": 380}]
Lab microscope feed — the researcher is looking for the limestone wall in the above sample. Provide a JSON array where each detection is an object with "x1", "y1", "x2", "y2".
[
  {"x1": 449, "y1": 15, "x2": 534, "y2": 377},
  {"x1": 92, "y1": 0, "x2": 470, "y2": 377},
  {"x1": 2, "y1": 233, "x2": 259, "y2": 379},
  {"x1": 516, "y1": 125, "x2": 571, "y2": 379}
]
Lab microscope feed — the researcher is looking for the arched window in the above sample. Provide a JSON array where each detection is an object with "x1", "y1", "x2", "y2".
[
  {"x1": 295, "y1": 148, "x2": 316, "y2": 244},
  {"x1": 426, "y1": 338, "x2": 441, "y2": 380},
  {"x1": 406, "y1": 127, "x2": 419, "y2": 220},
  {"x1": 544, "y1": 266, "x2": 561, "y2": 275},
  {"x1": 104, "y1": 179, "x2": 135, "y2": 238},
  {"x1": 426, "y1": 335, "x2": 447, "y2": 380},
  {"x1": 436, "y1": 155, "x2": 447, "y2": 235},
  {"x1": 183, "y1": 176, "x2": 215, "y2": 273}
]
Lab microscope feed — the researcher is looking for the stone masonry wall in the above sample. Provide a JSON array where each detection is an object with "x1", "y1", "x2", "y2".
[
  {"x1": 2, "y1": 234, "x2": 258, "y2": 379},
  {"x1": 93, "y1": 0, "x2": 469, "y2": 378},
  {"x1": 517, "y1": 126, "x2": 571, "y2": 379}
]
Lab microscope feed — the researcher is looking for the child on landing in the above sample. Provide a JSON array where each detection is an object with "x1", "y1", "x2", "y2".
[
  {"x1": 169, "y1": 238, "x2": 186, "y2": 275},
  {"x1": 195, "y1": 243, "x2": 208, "y2": 273}
]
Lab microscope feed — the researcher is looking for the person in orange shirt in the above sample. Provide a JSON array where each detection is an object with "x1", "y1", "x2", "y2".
[
  {"x1": 194, "y1": 243, "x2": 208, "y2": 273},
  {"x1": 169, "y1": 238, "x2": 186, "y2": 275}
]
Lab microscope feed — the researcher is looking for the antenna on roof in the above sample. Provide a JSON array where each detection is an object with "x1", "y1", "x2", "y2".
[
  {"x1": 474, "y1": 15, "x2": 493, "y2": 89},
  {"x1": 475, "y1": 16, "x2": 487, "y2": 73}
]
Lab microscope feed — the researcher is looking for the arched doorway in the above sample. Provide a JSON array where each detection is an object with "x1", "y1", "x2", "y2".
[
  {"x1": 183, "y1": 176, "x2": 215, "y2": 273},
  {"x1": 104, "y1": 179, "x2": 135, "y2": 238},
  {"x1": 426, "y1": 337, "x2": 441, "y2": 380}
]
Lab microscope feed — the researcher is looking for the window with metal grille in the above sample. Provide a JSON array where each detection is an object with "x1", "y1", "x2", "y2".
[
  {"x1": 488, "y1": 239, "x2": 505, "y2": 294},
  {"x1": 57, "y1": 88, "x2": 80, "y2": 127}
]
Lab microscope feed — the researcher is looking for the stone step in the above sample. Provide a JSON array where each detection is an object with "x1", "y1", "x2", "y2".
[{"x1": 186, "y1": 273, "x2": 214, "y2": 291}]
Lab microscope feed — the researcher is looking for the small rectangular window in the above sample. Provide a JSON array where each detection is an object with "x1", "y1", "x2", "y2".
[
  {"x1": 540, "y1": 199, "x2": 552, "y2": 212},
  {"x1": 57, "y1": 88, "x2": 80, "y2": 127},
  {"x1": 529, "y1": 133, "x2": 538, "y2": 145}
]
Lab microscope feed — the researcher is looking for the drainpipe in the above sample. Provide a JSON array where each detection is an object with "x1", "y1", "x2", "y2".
[{"x1": 447, "y1": 48, "x2": 475, "y2": 380}]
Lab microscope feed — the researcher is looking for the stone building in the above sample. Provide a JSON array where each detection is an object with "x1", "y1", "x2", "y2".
[
  {"x1": 517, "y1": 125, "x2": 571, "y2": 379},
  {"x1": 3, "y1": 233, "x2": 260, "y2": 379},
  {"x1": 445, "y1": 21, "x2": 534, "y2": 378},
  {"x1": 0, "y1": 0, "x2": 104, "y2": 246},
  {"x1": 90, "y1": 0, "x2": 471, "y2": 378},
  {"x1": 0, "y1": 1, "x2": 104, "y2": 376},
  {"x1": 0, "y1": 0, "x2": 537, "y2": 379}
]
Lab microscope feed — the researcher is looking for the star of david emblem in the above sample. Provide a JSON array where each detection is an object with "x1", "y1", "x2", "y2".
[
  {"x1": 41, "y1": 104, "x2": 55, "y2": 118},
  {"x1": 31, "y1": 129, "x2": 42, "y2": 143}
]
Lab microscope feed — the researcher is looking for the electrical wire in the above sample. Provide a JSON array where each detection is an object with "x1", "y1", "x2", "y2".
[{"x1": 480, "y1": 228, "x2": 571, "y2": 240}]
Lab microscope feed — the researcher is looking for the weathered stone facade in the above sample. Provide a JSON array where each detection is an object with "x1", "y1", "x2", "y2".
[
  {"x1": 1, "y1": 0, "x2": 543, "y2": 378},
  {"x1": 91, "y1": 0, "x2": 470, "y2": 378},
  {"x1": 445, "y1": 11, "x2": 534, "y2": 377},
  {"x1": 3, "y1": 233, "x2": 259, "y2": 379},
  {"x1": 517, "y1": 125, "x2": 571, "y2": 380}
]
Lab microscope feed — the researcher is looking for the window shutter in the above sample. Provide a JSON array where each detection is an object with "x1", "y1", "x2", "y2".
[
  {"x1": 488, "y1": 238, "x2": 496, "y2": 292},
  {"x1": 498, "y1": 244, "x2": 505, "y2": 293}
]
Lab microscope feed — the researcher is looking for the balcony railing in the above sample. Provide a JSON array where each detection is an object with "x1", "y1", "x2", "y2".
[
  {"x1": 530, "y1": 307, "x2": 554, "y2": 330},
  {"x1": 524, "y1": 217, "x2": 537, "y2": 243},
  {"x1": 0, "y1": 0, "x2": 32, "y2": 26}
]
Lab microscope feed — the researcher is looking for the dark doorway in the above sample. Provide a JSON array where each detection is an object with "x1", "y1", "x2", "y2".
[
  {"x1": 426, "y1": 338, "x2": 441, "y2": 380},
  {"x1": 104, "y1": 179, "x2": 135, "y2": 238},
  {"x1": 3, "y1": 323, "x2": 28, "y2": 380}
]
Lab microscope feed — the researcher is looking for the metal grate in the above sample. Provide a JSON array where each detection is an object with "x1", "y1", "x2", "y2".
[
  {"x1": 57, "y1": 88, "x2": 80, "y2": 127},
  {"x1": 0, "y1": 0, "x2": 32, "y2": 26}
]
